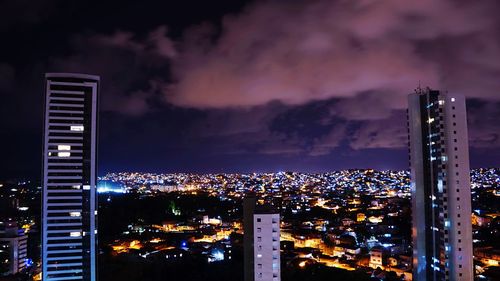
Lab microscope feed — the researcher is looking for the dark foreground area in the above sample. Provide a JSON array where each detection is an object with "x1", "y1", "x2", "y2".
[{"x1": 98, "y1": 253, "x2": 372, "y2": 281}]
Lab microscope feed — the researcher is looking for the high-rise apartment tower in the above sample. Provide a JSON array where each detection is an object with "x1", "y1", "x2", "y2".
[
  {"x1": 244, "y1": 196, "x2": 280, "y2": 281},
  {"x1": 42, "y1": 73, "x2": 99, "y2": 281},
  {"x1": 408, "y1": 88, "x2": 473, "y2": 281},
  {"x1": 253, "y1": 207, "x2": 280, "y2": 281}
]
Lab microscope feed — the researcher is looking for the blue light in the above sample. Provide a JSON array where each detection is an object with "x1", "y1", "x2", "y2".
[{"x1": 213, "y1": 251, "x2": 224, "y2": 261}]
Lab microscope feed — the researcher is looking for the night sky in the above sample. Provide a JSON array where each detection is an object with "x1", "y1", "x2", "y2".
[{"x1": 1, "y1": 0, "x2": 499, "y2": 179}]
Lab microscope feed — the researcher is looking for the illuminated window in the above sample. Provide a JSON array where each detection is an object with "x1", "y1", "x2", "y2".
[
  {"x1": 83, "y1": 185, "x2": 90, "y2": 190},
  {"x1": 69, "y1": 212, "x2": 81, "y2": 217},
  {"x1": 70, "y1": 125, "x2": 84, "y2": 132},
  {"x1": 257, "y1": 254, "x2": 262, "y2": 258},
  {"x1": 57, "y1": 152, "x2": 71, "y2": 157},
  {"x1": 70, "y1": 232, "x2": 81, "y2": 237},
  {"x1": 58, "y1": 145, "x2": 71, "y2": 157},
  {"x1": 451, "y1": 98, "x2": 456, "y2": 102}
]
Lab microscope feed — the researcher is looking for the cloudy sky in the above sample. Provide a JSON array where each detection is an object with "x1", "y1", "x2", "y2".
[{"x1": 1, "y1": 0, "x2": 499, "y2": 178}]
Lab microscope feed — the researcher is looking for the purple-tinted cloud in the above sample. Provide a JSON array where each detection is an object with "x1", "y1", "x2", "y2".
[
  {"x1": 167, "y1": 0, "x2": 500, "y2": 110},
  {"x1": 49, "y1": 27, "x2": 175, "y2": 115},
  {"x1": 349, "y1": 112, "x2": 408, "y2": 150},
  {"x1": 47, "y1": 0, "x2": 500, "y2": 154},
  {"x1": 467, "y1": 101, "x2": 500, "y2": 148}
]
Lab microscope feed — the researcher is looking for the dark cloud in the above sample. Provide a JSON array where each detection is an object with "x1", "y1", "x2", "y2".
[
  {"x1": 349, "y1": 111, "x2": 408, "y2": 150},
  {"x1": 48, "y1": 27, "x2": 176, "y2": 115},
  {"x1": 1, "y1": 0, "x2": 499, "y2": 177},
  {"x1": 0, "y1": 0, "x2": 59, "y2": 30},
  {"x1": 166, "y1": 0, "x2": 500, "y2": 110},
  {"x1": 165, "y1": 0, "x2": 500, "y2": 154},
  {"x1": 467, "y1": 100, "x2": 500, "y2": 148},
  {"x1": 0, "y1": 63, "x2": 15, "y2": 91}
]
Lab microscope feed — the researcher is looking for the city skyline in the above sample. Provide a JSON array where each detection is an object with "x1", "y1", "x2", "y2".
[
  {"x1": 0, "y1": 1, "x2": 499, "y2": 281},
  {"x1": 1, "y1": 0, "x2": 500, "y2": 179}
]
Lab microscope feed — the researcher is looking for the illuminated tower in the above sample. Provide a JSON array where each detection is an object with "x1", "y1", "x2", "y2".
[
  {"x1": 408, "y1": 88, "x2": 473, "y2": 281},
  {"x1": 253, "y1": 207, "x2": 280, "y2": 281},
  {"x1": 42, "y1": 73, "x2": 99, "y2": 281},
  {"x1": 244, "y1": 196, "x2": 280, "y2": 281}
]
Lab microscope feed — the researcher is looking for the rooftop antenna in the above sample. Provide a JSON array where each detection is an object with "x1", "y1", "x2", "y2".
[{"x1": 415, "y1": 80, "x2": 423, "y2": 94}]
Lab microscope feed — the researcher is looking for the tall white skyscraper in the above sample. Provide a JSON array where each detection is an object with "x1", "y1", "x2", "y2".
[
  {"x1": 408, "y1": 88, "x2": 473, "y2": 281},
  {"x1": 253, "y1": 207, "x2": 280, "y2": 281},
  {"x1": 42, "y1": 73, "x2": 99, "y2": 281}
]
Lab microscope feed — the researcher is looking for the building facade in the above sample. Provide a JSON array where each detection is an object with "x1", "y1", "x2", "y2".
[
  {"x1": 253, "y1": 208, "x2": 280, "y2": 281},
  {"x1": 244, "y1": 197, "x2": 281, "y2": 281},
  {"x1": 0, "y1": 221, "x2": 28, "y2": 276},
  {"x1": 369, "y1": 246, "x2": 383, "y2": 269},
  {"x1": 42, "y1": 73, "x2": 99, "y2": 281},
  {"x1": 408, "y1": 88, "x2": 473, "y2": 281}
]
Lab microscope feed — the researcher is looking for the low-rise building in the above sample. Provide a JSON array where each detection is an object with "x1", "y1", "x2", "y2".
[{"x1": 0, "y1": 221, "x2": 28, "y2": 276}]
